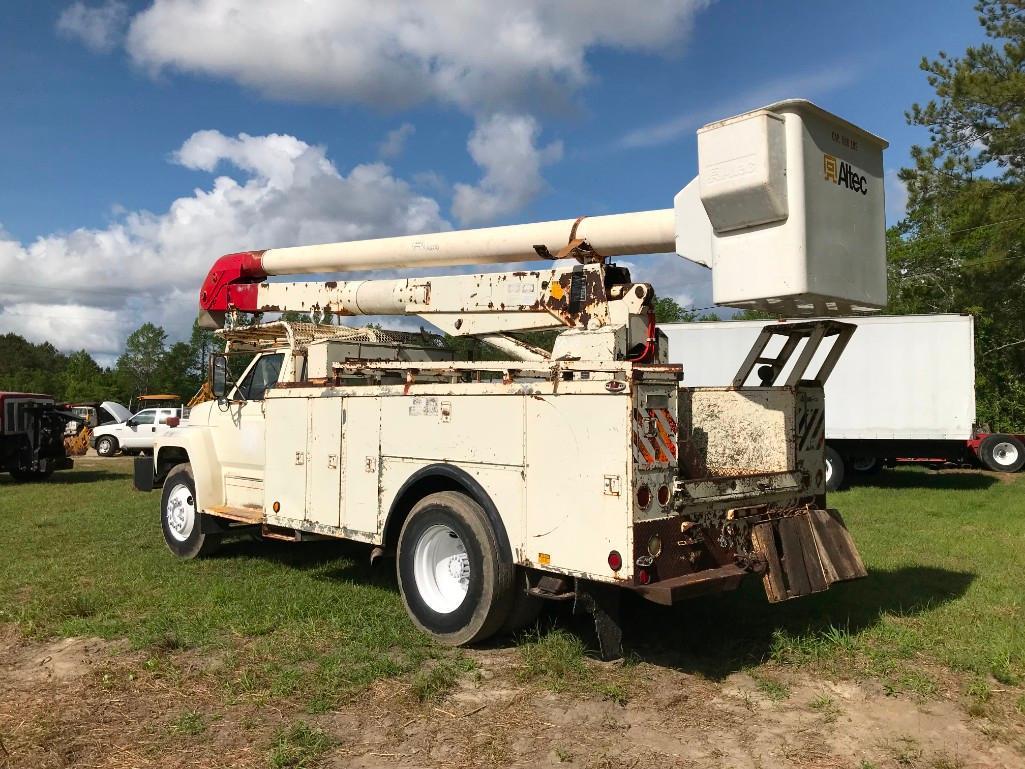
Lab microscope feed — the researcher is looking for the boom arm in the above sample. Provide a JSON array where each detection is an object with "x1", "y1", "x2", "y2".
[{"x1": 197, "y1": 100, "x2": 889, "y2": 349}]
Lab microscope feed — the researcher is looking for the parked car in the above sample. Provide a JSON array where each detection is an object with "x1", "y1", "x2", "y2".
[
  {"x1": 62, "y1": 401, "x2": 133, "y2": 456},
  {"x1": 92, "y1": 407, "x2": 183, "y2": 457}
]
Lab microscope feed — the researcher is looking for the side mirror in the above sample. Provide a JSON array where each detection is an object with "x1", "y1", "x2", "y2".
[
  {"x1": 126, "y1": 419, "x2": 137, "y2": 427},
  {"x1": 211, "y1": 354, "x2": 232, "y2": 400}
]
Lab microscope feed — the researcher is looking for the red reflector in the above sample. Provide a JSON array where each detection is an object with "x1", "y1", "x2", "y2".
[
  {"x1": 636, "y1": 484, "x2": 652, "y2": 509},
  {"x1": 637, "y1": 569, "x2": 651, "y2": 585},
  {"x1": 608, "y1": 550, "x2": 623, "y2": 571},
  {"x1": 657, "y1": 484, "x2": 670, "y2": 507}
]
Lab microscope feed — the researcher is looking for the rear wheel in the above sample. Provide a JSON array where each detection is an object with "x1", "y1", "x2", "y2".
[
  {"x1": 978, "y1": 434, "x2": 1025, "y2": 473},
  {"x1": 161, "y1": 463, "x2": 221, "y2": 558},
  {"x1": 824, "y1": 446, "x2": 845, "y2": 492},
  {"x1": 850, "y1": 456, "x2": 883, "y2": 475},
  {"x1": 397, "y1": 491, "x2": 514, "y2": 646},
  {"x1": 95, "y1": 436, "x2": 118, "y2": 457}
]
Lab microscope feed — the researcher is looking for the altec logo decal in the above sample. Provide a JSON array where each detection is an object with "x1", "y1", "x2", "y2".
[{"x1": 823, "y1": 154, "x2": 868, "y2": 195}]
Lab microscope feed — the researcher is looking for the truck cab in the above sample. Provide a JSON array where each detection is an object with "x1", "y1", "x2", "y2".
[{"x1": 92, "y1": 407, "x2": 183, "y2": 457}]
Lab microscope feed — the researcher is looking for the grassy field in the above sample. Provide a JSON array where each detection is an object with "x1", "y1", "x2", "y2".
[{"x1": 1, "y1": 459, "x2": 1023, "y2": 731}]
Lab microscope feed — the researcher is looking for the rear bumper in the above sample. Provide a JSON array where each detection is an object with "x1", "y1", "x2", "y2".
[
  {"x1": 133, "y1": 457, "x2": 154, "y2": 492},
  {"x1": 630, "y1": 563, "x2": 750, "y2": 605},
  {"x1": 629, "y1": 507, "x2": 866, "y2": 606}
]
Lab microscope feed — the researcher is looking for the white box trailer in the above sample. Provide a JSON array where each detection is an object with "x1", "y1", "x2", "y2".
[{"x1": 662, "y1": 314, "x2": 1025, "y2": 488}]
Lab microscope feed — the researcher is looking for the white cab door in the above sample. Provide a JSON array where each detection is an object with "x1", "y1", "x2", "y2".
[
  {"x1": 209, "y1": 353, "x2": 284, "y2": 504},
  {"x1": 122, "y1": 409, "x2": 157, "y2": 448}
]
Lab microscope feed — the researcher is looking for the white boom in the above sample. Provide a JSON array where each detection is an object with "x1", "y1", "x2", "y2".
[
  {"x1": 259, "y1": 209, "x2": 676, "y2": 275},
  {"x1": 198, "y1": 99, "x2": 889, "y2": 338}
]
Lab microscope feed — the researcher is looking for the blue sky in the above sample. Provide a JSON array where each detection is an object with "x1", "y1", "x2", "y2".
[{"x1": 0, "y1": 1, "x2": 985, "y2": 361}]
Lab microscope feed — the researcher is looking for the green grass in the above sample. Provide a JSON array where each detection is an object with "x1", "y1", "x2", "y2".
[
  {"x1": 1, "y1": 462, "x2": 1024, "y2": 711},
  {"x1": 409, "y1": 655, "x2": 476, "y2": 703},
  {"x1": 0, "y1": 461, "x2": 442, "y2": 710},
  {"x1": 517, "y1": 629, "x2": 631, "y2": 704},
  {"x1": 623, "y1": 468, "x2": 1025, "y2": 695},
  {"x1": 268, "y1": 721, "x2": 334, "y2": 769},
  {"x1": 752, "y1": 672, "x2": 791, "y2": 701}
]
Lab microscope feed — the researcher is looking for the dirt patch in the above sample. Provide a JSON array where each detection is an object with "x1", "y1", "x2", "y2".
[
  {"x1": 315, "y1": 652, "x2": 1023, "y2": 769},
  {"x1": 1, "y1": 634, "x2": 127, "y2": 684},
  {"x1": 0, "y1": 632, "x2": 1021, "y2": 769}
]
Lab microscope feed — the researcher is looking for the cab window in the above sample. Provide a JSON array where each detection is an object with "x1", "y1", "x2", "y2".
[
  {"x1": 131, "y1": 410, "x2": 156, "y2": 425},
  {"x1": 236, "y1": 353, "x2": 285, "y2": 401}
]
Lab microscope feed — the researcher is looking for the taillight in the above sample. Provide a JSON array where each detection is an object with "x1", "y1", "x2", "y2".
[
  {"x1": 636, "y1": 484, "x2": 652, "y2": 510},
  {"x1": 637, "y1": 568, "x2": 651, "y2": 585},
  {"x1": 657, "y1": 484, "x2": 671, "y2": 507},
  {"x1": 608, "y1": 550, "x2": 623, "y2": 571}
]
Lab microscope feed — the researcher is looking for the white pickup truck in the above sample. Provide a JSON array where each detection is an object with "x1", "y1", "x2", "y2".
[{"x1": 92, "y1": 407, "x2": 183, "y2": 457}]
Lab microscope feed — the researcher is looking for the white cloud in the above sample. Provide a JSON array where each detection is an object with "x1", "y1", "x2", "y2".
[
  {"x1": 378, "y1": 123, "x2": 415, "y2": 159},
  {"x1": 452, "y1": 114, "x2": 563, "y2": 226},
  {"x1": 885, "y1": 168, "x2": 909, "y2": 224},
  {"x1": 56, "y1": 1, "x2": 129, "y2": 53},
  {"x1": 619, "y1": 62, "x2": 868, "y2": 149},
  {"x1": 120, "y1": 1, "x2": 710, "y2": 114},
  {"x1": 0, "y1": 131, "x2": 447, "y2": 359},
  {"x1": 54, "y1": 1, "x2": 715, "y2": 227}
]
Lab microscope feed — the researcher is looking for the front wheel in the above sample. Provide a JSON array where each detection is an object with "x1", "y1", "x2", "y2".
[
  {"x1": 161, "y1": 463, "x2": 221, "y2": 559},
  {"x1": 95, "y1": 436, "x2": 118, "y2": 457},
  {"x1": 396, "y1": 491, "x2": 514, "y2": 646},
  {"x1": 978, "y1": 434, "x2": 1025, "y2": 473}
]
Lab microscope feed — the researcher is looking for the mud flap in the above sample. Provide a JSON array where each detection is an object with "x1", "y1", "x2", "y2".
[{"x1": 751, "y1": 508, "x2": 867, "y2": 603}]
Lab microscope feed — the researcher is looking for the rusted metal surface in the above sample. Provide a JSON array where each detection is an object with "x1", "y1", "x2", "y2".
[
  {"x1": 750, "y1": 507, "x2": 866, "y2": 603},
  {"x1": 629, "y1": 563, "x2": 748, "y2": 605},
  {"x1": 732, "y1": 320, "x2": 857, "y2": 388}
]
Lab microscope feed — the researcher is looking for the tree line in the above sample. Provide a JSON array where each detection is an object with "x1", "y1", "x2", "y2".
[{"x1": 0, "y1": 321, "x2": 217, "y2": 407}]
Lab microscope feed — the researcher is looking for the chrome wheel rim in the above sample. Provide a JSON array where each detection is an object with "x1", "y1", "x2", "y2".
[
  {"x1": 991, "y1": 441, "x2": 1019, "y2": 468},
  {"x1": 166, "y1": 483, "x2": 196, "y2": 542},
  {"x1": 412, "y1": 524, "x2": 470, "y2": 614}
]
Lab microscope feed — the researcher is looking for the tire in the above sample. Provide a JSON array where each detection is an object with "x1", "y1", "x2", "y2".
[
  {"x1": 501, "y1": 568, "x2": 544, "y2": 635},
  {"x1": 95, "y1": 436, "x2": 118, "y2": 457},
  {"x1": 824, "y1": 446, "x2": 845, "y2": 492},
  {"x1": 978, "y1": 434, "x2": 1025, "y2": 473},
  {"x1": 161, "y1": 463, "x2": 222, "y2": 559},
  {"x1": 850, "y1": 457, "x2": 883, "y2": 475},
  {"x1": 396, "y1": 491, "x2": 514, "y2": 646}
]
